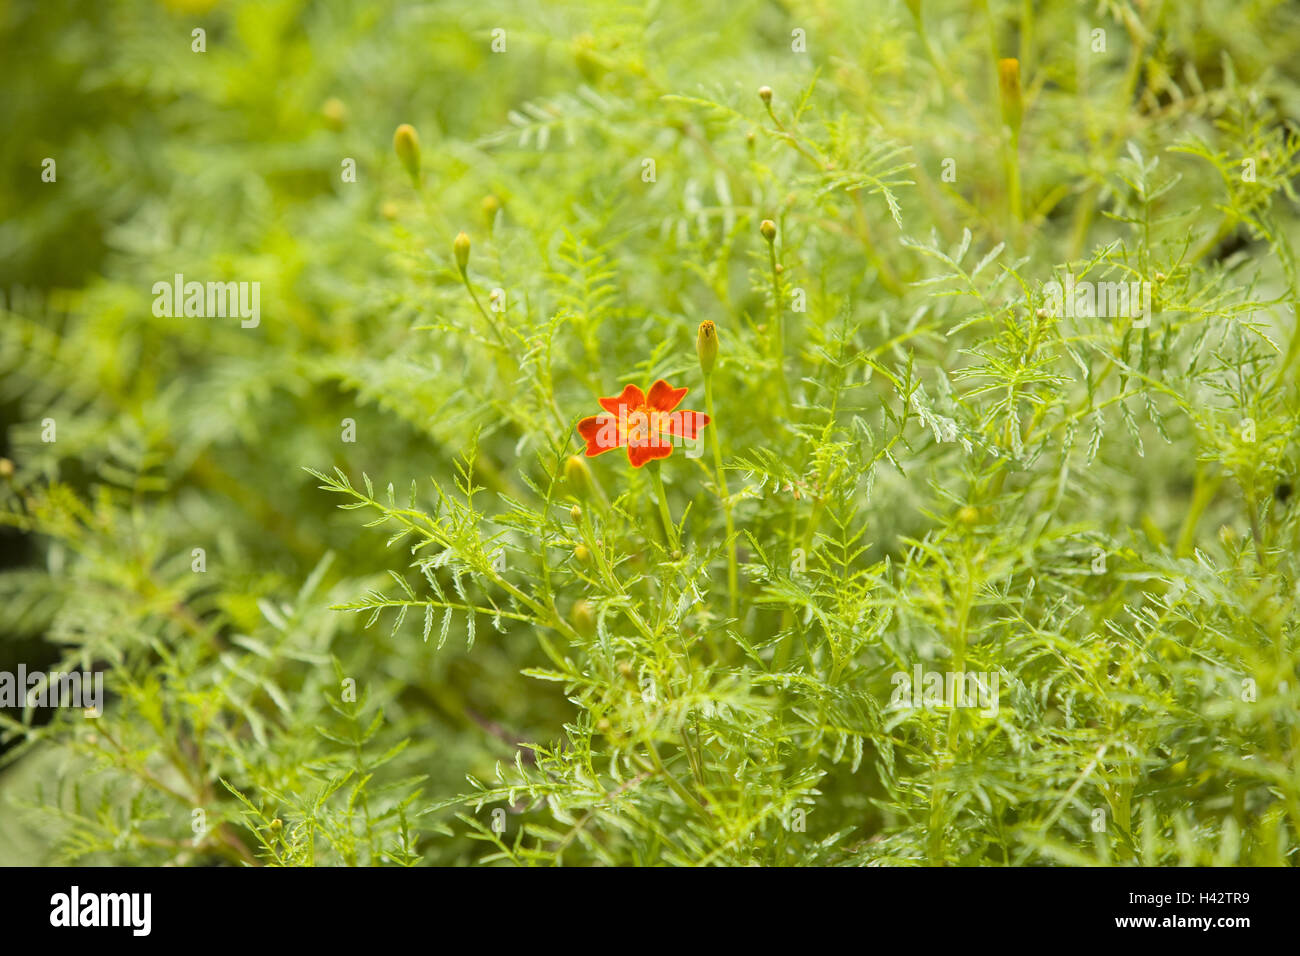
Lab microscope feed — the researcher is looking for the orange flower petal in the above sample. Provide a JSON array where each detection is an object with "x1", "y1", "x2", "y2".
[
  {"x1": 647, "y1": 379, "x2": 688, "y2": 413},
  {"x1": 598, "y1": 383, "x2": 646, "y2": 415},
  {"x1": 576, "y1": 415, "x2": 622, "y2": 456},
  {"x1": 627, "y1": 439, "x2": 673, "y2": 468},
  {"x1": 664, "y1": 409, "x2": 710, "y2": 440}
]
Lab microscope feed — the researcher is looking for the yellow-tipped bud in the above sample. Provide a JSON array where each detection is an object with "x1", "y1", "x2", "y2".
[
  {"x1": 696, "y1": 320, "x2": 718, "y2": 375},
  {"x1": 958, "y1": 505, "x2": 979, "y2": 526},
  {"x1": 570, "y1": 504, "x2": 582, "y2": 522},
  {"x1": 760, "y1": 219, "x2": 777, "y2": 243},
  {"x1": 393, "y1": 124, "x2": 421, "y2": 185},
  {"x1": 0, "y1": 458, "x2": 13, "y2": 479},
  {"x1": 565, "y1": 455, "x2": 593, "y2": 499},
  {"x1": 998, "y1": 58, "x2": 1022, "y2": 135},
  {"x1": 322, "y1": 98, "x2": 348, "y2": 130},
  {"x1": 268, "y1": 818, "x2": 283, "y2": 833},
  {"x1": 573, "y1": 33, "x2": 608, "y2": 84},
  {"x1": 574, "y1": 544, "x2": 591, "y2": 563},
  {"x1": 454, "y1": 231, "x2": 471, "y2": 273},
  {"x1": 482, "y1": 194, "x2": 501, "y2": 230},
  {"x1": 572, "y1": 600, "x2": 596, "y2": 637},
  {"x1": 758, "y1": 85, "x2": 773, "y2": 105}
]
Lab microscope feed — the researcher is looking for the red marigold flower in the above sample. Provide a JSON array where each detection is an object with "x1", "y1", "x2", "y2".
[{"x1": 576, "y1": 379, "x2": 711, "y2": 468}]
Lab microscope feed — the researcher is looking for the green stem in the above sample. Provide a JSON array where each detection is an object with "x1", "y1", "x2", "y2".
[
  {"x1": 1175, "y1": 465, "x2": 1221, "y2": 558},
  {"x1": 768, "y1": 242, "x2": 792, "y2": 415},
  {"x1": 1005, "y1": 129, "x2": 1022, "y2": 234},
  {"x1": 461, "y1": 269, "x2": 511, "y2": 354},
  {"x1": 705, "y1": 374, "x2": 738, "y2": 621},
  {"x1": 648, "y1": 462, "x2": 678, "y2": 552},
  {"x1": 928, "y1": 551, "x2": 974, "y2": 865}
]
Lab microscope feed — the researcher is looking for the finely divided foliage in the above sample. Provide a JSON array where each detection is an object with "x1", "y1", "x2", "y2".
[{"x1": 1, "y1": 0, "x2": 1298, "y2": 866}]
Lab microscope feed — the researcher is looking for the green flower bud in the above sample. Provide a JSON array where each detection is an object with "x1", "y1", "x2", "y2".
[
  {"x1": 482, "y1": 194, "x2": 501, "y2": 231},
  {"x1": 565, "y1": 455, "x2": 593, "y2": 499},
  {"x1": 393, "y1": 123, "x2": 421, "y2": 185},
  {"x1": 758, "y1": 86, "x2": 773, "y2": 105},
  {"x1": 572, "y1": 600, "x2": 596, "y2": 637},
  {"x1": 696, "y1": 319, "x2": 718, "y2": 375},
  {"x1": 573, "y1": 33, "x2": 608, "y2": 84},
  {"x1": 454, "y1": 231, "x2": 471, "y2": 274},
  {"x1": 760, "y1": 219, "x2": 777, "y2": 243},
  {"x1": 322, "y1": 98, "x2": 348, "y2": 130}
]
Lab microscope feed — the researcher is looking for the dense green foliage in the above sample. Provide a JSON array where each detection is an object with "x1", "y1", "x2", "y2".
[{"x1": 2, "y1": 0, "x2": 1299, "y2": 866}]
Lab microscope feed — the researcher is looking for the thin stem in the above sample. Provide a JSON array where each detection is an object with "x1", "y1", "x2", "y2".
[
  {"x1": 648, "y1": 462, "x2": 678, "y2": 552},
  {"x1": 704, "y1": 375, "x2": 738, "y2": 621},
  {"x1": 768, "y1": 242, "x2": 792, "y2": 415},
  {"x1": 1005, "y1": 129, "x2": 1022, "y2": 234},
  {"x1": 460, "y1": 269, "x2": 511, "y2": 354}
]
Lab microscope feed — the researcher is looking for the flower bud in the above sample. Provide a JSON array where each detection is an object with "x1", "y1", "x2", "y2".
[
  {"x1": 758, "y1": 85, "x2": 773, "y2": 105},
  {"x1": 454, "y1": 231, "x2": 471, "y2": 274},
  {"x1": 696, "y1": 320, "x2": 718, "y2": 375},
  {"x1": 322, "y1": 98, "x2": 348, "y2": 130},
  {"x1": 574, "y1": 544, "x2": 591, "y2": 564},
  {"x1": 572, "y1": 600, "x2": 596, "y2": 637},
  {"x1": 0, "y1": 458, "x2": 13, "y2": 479},
  {"x1": 760, "y1": 219, "x2": 777, "y2": 243},
  {"x1": 393, "y1": 123, "x2": 421, "y2": 185},
  {"x1": 269, "y1": 818, "x2": 283, "y2": 833},
  {"x1": 573, "y1": 33, "x2": 607, "y2": 84},
  {"x1": 565, "y1": 455, "x2": 593, "y2": 499},
  {"x1": 570, "y1": 504, "x2": 582, "y2": 522},
  {"x1": 958, "y1": 505, "x2": 979, "y2": 526},
  {"x1": 998, "y1": 58, "x2": 1022, "y2": 135},
  {"x1": 482, "y1": 194, "x2": 501, "y2": 231}
]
